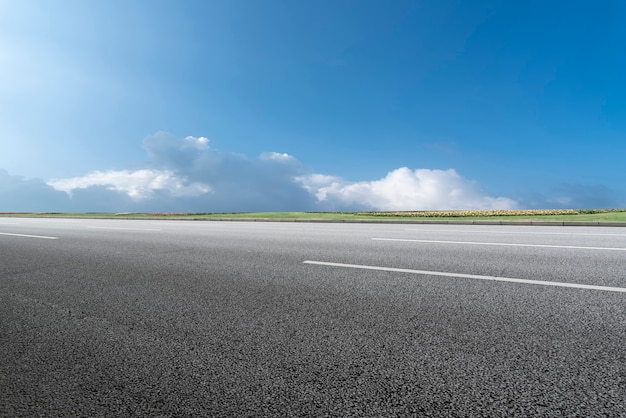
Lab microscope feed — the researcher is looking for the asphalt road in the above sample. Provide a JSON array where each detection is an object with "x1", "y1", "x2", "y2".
[{"x1": 1, "y1": 218, "x2": 625, "y2": 417}]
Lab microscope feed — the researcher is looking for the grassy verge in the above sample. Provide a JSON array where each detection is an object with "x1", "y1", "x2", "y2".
[{"x1": 1, "y1": 209, "x2": 626, "y2": 222}]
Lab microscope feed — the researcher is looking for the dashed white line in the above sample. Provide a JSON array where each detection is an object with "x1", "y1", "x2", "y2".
[
  {"x1": 372, "y1": 238, "x2": 626, "y2": 251},
  {"x1": 303, "y1": 261, "x2": 626, "y2": 293},
  {"x1": 0, "y1": 232, "x2": 58, "y2": 240},
  {"x1": 86, "y1": 226, "x2": 161, "y2": 231}
]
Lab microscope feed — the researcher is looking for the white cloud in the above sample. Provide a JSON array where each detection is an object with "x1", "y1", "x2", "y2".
[
  {"x1": 3, "y1": 133, "x2": 521, "y2": 212},
  {"x1": 184, "y1": 136, "x2": 210, "y2": 150},
  {"x1": 0, "y1": 169, "x2": 71, "y2": 212},
  {"x1": 296, "y1": 173, "x2": 342, "y2": 200},
  {"x1": 259, "y1": 152, "x2": 295, "y2": 162},
  {"x1": 299, "y1": 167, "x2": 518, "y2": 210},
  {"x1": 48, "y1": 169, "x2": 211, "y2": 200},
  {"x1": 43, "y1": 133, "x2": 317, "y2": 211}
]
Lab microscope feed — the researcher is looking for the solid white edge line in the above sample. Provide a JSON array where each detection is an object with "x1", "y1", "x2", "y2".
[
  {"x1": 372, "y1": 238, "x2": 626, "y2": 251},
  {"x1": 303, "y1": 260, "x2": 626, "y2": 293},
  {"x1": 0, "y1": 232, "x2": 58, "y2": 240},
  {"x1": 86, "y1": 226, "x2": 161, "y2": 231}
]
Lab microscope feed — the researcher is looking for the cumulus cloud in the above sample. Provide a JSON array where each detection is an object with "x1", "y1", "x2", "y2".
[
  {"x1": 183, "y1": 136, "x2": 209, "y2": 150},
  {"x1": 0, "y1": 169, "x2": 72, "y2": 211},
  {"x1": 299, "y1": 168, "x2": 518, "y2": 211},
  {"x1": 41, "y1": 132, "x2": 318, "y2": 212},
  {"x1": 48, "y1": 169, "x2": 210, "y2": 200},
  {"x1": 1, "y1": 132, "x2": 522, "y2": 212}
]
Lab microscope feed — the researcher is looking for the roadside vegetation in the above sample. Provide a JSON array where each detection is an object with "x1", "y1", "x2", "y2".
[{"x1": 1, "y1": 209, "x2": 626, "y2": 222}]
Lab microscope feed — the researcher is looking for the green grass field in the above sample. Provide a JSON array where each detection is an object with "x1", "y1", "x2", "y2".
[{"x1": 2, "y1": 209, "x2": 626, "y2": 223}]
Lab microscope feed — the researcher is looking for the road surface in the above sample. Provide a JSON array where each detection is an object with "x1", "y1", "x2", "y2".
[{"x1": 1, "y1": 218, "x2": 625, "y2": 417}]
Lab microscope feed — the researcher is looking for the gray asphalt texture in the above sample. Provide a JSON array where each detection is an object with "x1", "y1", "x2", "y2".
[{"x1": 1, "y1": 218, "x2": 625, "y2": 417}]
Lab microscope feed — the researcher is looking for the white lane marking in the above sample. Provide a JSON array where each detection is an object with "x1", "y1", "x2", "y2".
[
  {"x1": 372, "y1": 238, "x2": 626, "y2": 251},
  {"x1": 404, "y1": 228, "x2": 626, "y2": 237},
  {"x1": 0, "y1": 232, "x2": 58, "y2": 240},
  {"x1": 145, "y1": 221, "x2": 213, "y2": 227},
  {"x1": 0, "y1": 222, "x2": 19, "y2": 225},
  {"x1": 48, "y1": 220, "x2": 82, "y2": 223},
  {"x1": 86, "y1": 226, "x2": 161, "y2": 231},
  {"x1": 303, "y1": 261, "x2": 626, "y2": 293}
]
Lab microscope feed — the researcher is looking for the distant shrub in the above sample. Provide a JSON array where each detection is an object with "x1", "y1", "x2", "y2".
[{"x1": 351, "y1": 209, "x2": 626, "y2": 218}]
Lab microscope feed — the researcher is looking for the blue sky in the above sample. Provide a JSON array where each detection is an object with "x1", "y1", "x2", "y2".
[{"x1": 1, "y1": 0, "x2": 625, "y2": 212}]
